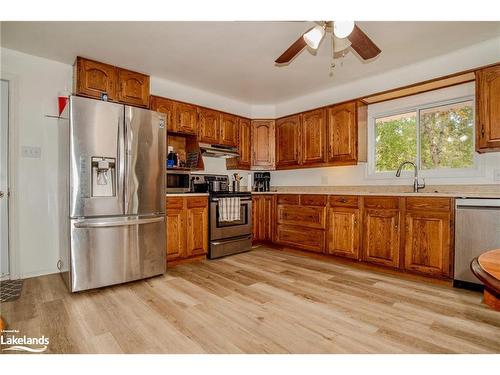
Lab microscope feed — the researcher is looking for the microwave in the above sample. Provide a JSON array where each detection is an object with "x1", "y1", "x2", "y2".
[{"x1": 166, "y1": 170, "x2": 191, "y2": 193}]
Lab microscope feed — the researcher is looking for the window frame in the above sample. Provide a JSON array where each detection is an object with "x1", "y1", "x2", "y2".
[{"x1": 366, "y1": 94, "x2": 484, "y2": 180}]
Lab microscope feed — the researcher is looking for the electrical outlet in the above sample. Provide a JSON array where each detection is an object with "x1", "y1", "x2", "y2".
[
  {"x1": 321, "y1": 175, "x2": 329, "y2": 185},
  {"x1": 21, "y1": 146, "x2": 42, "y2": 159},
  {"x1": 493, "y1": 169, "x2": 500, "y2": 182}
]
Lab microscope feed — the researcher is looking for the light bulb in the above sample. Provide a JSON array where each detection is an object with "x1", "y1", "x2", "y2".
[
  {"x1": 303, "y1": 25, "x2": 326, "y2": 49},
  {"x1": 334, "y1": 21, "x2": 355, "y2": 39}
]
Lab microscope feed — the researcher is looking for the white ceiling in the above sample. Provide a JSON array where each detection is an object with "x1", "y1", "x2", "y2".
[{"x1": 1, "y1": 21, "x2": 499, "y2": 104}]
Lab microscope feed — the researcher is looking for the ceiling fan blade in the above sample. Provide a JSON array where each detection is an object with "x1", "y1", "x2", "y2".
[
  {"x1": 275, "y1": 29, "x2": 311, "y2": 64},
  {"x1": 347, "y1": 24, "x2": 381, "y2": 60}
]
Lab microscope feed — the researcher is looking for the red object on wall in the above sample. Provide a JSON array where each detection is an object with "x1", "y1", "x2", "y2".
[{"x1": 58, "y1": 96, "x2": 68, "y2": 116}]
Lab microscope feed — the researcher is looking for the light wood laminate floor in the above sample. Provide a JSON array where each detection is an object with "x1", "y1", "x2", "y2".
[{"x1": 2, "y1": 247, "x2": 500, "y2": 354}]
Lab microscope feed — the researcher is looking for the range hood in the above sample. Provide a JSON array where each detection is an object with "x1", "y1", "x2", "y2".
[{"x1": 199, "y1": 143, "x2": 239, "y2": 159}]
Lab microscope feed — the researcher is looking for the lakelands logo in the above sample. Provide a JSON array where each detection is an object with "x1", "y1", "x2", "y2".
[{"x1": 1, "y1": 330, "x2": 49, "y2": 353}]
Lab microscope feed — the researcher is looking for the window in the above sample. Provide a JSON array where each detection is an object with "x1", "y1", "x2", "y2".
[
  {"x1": 374, "y1": 99, "x2": 474, "y2": 173},
  {"x1": 368, "y1": 83, "x2": 478, "y2": 179}
]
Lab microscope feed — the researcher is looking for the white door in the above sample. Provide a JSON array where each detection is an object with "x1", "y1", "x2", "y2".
[{"x1": 0, "y1": 79, "x2": 9, "y2": 278}]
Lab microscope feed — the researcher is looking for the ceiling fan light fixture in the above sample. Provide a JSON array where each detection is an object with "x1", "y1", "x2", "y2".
[
  {"x1": 303, "y1": 25, "x2": 326, "y2": 49},
  {"x1": 333, "y1": 21, "x2": 355, "y2": 39}
]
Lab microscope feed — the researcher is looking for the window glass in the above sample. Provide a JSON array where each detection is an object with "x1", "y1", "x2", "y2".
[
  {"x1": 419, "y1": 101, "x2": 474, "y2": 170},
  {"x1": 375, "y1": 112, "x2": 417, "y2": 172}
]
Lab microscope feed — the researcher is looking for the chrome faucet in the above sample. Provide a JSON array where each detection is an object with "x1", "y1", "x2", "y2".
[{"x1": 396, "y1": 161, "x2": 425, "y2": 193}]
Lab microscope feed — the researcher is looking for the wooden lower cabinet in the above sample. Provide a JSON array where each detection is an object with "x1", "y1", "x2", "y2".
[
  {"x1": 276, "y1": 224, "x2": 325, "y2": 253},
  {"x1": 326, "y1": 207, "x2": 360, "y2": 260},
  {"x1": 404, "y1": 209, "x2": 452, "y2": 277},
  {"x1": 362, "y1": 207, "x2": 401, "y2": 268},
  {"x1": 252, "y1": 195, "x2": 274, "y2": 242},
  {"x1": 166, "y1": 196, "x2": 208, "y2": 262}
]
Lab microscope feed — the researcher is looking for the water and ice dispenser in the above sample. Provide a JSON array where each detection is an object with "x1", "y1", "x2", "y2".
[{"x1": 91, "y1": 157, "x2": 116, "y2": 197}]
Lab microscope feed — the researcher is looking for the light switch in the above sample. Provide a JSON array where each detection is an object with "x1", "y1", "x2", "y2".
[{"x1": 21, "y1": 146, "x2": 42, "y2": 158}]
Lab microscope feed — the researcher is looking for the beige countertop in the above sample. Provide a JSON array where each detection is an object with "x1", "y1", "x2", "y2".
[
  {"x1": 250, "y1": 184, "x2": 500, "y2": 198},
  {"x1": 166, "y1": 193, "x2": 209, "y2": 197}
]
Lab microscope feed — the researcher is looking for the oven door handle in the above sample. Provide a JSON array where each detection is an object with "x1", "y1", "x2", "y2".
[{"x1": 211, "y1": 198, "x2": 252, "y2": 202}]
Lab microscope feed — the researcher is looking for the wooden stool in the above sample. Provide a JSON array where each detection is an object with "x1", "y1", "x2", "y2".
[{"x1": 471, "y1": 248, "x2": 500, "y2": 312}]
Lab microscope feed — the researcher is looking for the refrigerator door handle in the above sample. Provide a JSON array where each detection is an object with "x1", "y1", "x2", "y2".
[{"x1": 74, "y1": 216, "x2": 164, "y2": 228}]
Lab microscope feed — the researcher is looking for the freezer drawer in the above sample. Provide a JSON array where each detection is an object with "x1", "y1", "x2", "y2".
[{"x1": 68, "y1": 215, "x2": 166, "y2": 292}]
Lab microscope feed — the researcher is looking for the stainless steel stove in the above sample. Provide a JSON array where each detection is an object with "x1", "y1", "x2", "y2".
[{"x1": 191, "y1": 174, "x2": 252, "y2": 259}]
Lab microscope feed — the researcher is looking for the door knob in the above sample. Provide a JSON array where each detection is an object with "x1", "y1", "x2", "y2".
[{"x1": 0, "y1": 191, "x2": 4, "y2": 198}]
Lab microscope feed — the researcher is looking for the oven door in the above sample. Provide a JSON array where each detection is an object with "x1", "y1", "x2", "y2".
[{"x1": 210, "y1": 198, "x2": 252, "y2": 240}]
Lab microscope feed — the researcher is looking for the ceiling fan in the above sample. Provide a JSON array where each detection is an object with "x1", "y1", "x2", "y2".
[{"x1": 275, "y1": 21, "x2": 381, "y2": 65}]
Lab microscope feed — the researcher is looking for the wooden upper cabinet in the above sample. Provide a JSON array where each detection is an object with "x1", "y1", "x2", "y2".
[
  {"x1": 198, "y1": 108, "x2": 220, "y2": 144},
  {"x1": 251, "y1": 120, "x2": 275, "y2": 169},
  {"x1": 237, "y1": 118, "x2": 252, "y2": 168},
  {"x1": 176, "y1": 102, "x2": 198, "y2": 135},
  {"x1": 326, "y1": 207, "x2": 360, "y2": 260},
  {"x1": 220, "y1": 113, "x2": 239, "y2": 147},
  {"x1": 275, "y1": 115, "x2": 301, "y2": 168},
  {"x1": 476, "y1": 65, "x2": 500, "y2": 152},
  {"x1": 117, "y1": 68, "x2": 150, "y2": 107},
  {"x1": 74, "y1": 57, "x2": 118, "y2": 101},
  {"x1": 150, "y1": 96, "x2": 175, "y2": 132},
  {"x1": 327, "y1": 101, "x2": 358, "y2": 164},
  {"x1": 74, "y1": 57, "x2": 150, "y2": 108},
  {"x1": 404, "y1": 210, "x2": 451, "y2": 277},
  {"x1": 301, "y1": 109, "x2": 327, "y2": 165}
]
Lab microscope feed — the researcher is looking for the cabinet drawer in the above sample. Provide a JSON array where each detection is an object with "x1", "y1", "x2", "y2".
[
  {"x1": 166, "y1": 197, "x2": 184, "y2": 209},
  {"x1": 300, "y1": 194, "x2": 327, "y2": 206},
  {"x1": 277, "y1": 194, "x2": 300, "y2": 205},
  {"x1": 276, "y1": 224, "x2": 325, "y2": 252},
  {"x1": 406, "y1": 197, "x2": 451, "y2": 212},
  {"x1": 277, "y1": 204, "x2": 326, "y2": 229},
  {"x1": 364, "y1": 196, "x2": 399, "y2": 210},
  {"x1": 186, "y1": 196, "x2": 208, "y2": 208},
  {"x1": 329, "y1": 195, "x2": 359, "y2": 208}
]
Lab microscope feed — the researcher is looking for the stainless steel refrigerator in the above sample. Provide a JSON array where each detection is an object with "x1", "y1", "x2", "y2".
[{"x1": 58, "y1": 96, "x2": 166, "y2": 292}]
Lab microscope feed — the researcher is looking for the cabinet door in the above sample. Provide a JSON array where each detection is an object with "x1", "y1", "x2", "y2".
[
  {"x1": 476, "y1": 65, "x2": 500, "y2": 152},
  {"x1": 252, "y1": 196, "x2": 260, "y2": 242},
  {"x1": 237, "y1": 118, "x2": 252, "y2": 168},
  {"x1": 198, "y1": 108, "x2": 220, "y2": 144},
  {"x1": 117, "y1": 68, "x2": 150, "y2": 108},
  {"x1": 301, "y1": 109, "x2": 326, "y2": 165},
  {"x1": 363, "y1": 208, "x2": 400, "y2": 268},
  {"x1": 75, "y1": 57, "x2": 117, "y2": 101},
  {"x1": 404, "y1": 210, "x2": 451, "y2": 277},
  {"x1": 150, "y1": 96, "x2": 176, "y2": 132},
  {"x1": 220, "y1": 113, "x2": 239, "y2": 147},
  {"x1": 327, "y1": 207, "x2": 360, "y2": 260},
  {"x1": 259, "y1": 196, "x2": 274, "y2": 241},
  {"x1": 275, "y1": 115, "x2": 300, "y2": 168},
  {"x1": 175, "y1": 102, "x2": 198, "y2": 135},
  {"x1": 251, "y1": 120, "x2": 275, "y2": 169},
  {"x1": 186, "y1": 198, "x2": 208, "y2": 256},
  {"x1": 166, "y1": 198, "x2": 186, "y2": 260},
  {"x1": 327, "y1": 101, "x2": 357, "y2": 164}
]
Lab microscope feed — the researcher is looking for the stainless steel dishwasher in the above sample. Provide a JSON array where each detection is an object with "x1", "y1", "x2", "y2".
[{"x1": 454, "y1": 198, "x2": 500, "y2": 289}]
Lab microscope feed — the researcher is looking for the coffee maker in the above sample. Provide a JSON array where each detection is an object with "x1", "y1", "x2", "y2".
[{"x1": 253, "y1": 172, "x2": 271, "y2": 192}]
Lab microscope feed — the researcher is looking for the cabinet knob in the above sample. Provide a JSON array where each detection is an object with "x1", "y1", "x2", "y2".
[{"x1": 481, "y1": 126, "x2": 485, "y2": 137}]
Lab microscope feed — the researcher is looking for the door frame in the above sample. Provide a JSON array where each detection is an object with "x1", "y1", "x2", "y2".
[{"x1": 1, "y1": 72, "x2": 21, "y2": 279}]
